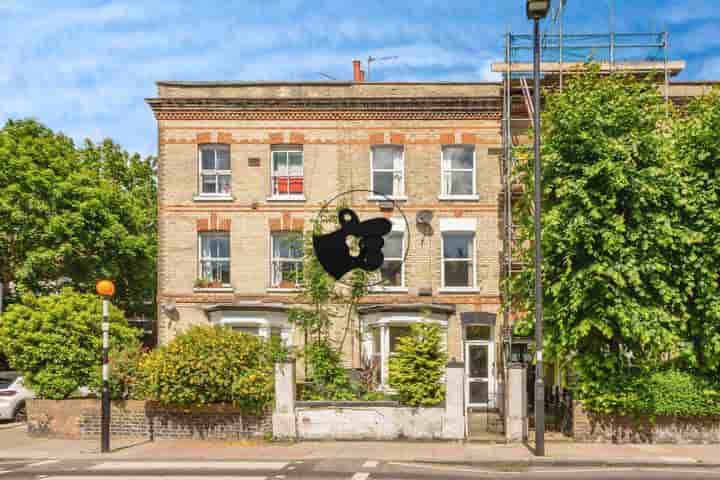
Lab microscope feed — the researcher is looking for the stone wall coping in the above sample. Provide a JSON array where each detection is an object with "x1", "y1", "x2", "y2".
[
  {"x1": 29, "y1": 398, "x2": 259, "y2": 414},
  {"x1": 296, "y1": 400, "x2": 401, "y2": 408}
]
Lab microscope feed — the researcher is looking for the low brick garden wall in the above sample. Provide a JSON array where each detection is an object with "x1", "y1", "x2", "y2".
[
  {"x1": 574, "y1": 402, "x2": 720, "y2": 444},
  {"x1": 27, "y1": 399, "x2": 271, "y2": 440}
]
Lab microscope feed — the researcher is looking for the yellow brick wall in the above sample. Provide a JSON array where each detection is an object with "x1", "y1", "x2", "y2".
[{"x1": 155, "y1": 89, "x2": 505, "y2": 370}]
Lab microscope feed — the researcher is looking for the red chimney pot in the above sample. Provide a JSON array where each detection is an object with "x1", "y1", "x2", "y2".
[{"x1": 352, "y1": 60, "x2": 362, "y2": 82}]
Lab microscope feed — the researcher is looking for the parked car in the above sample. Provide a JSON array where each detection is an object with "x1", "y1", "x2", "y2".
[{"x1": 0, "y1": 376, "x2": 34, "y2": 422}]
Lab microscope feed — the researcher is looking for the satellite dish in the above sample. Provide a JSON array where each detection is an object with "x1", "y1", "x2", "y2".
[{"x1": 416, "y1": 210, "x2": 434, "y2": 225}]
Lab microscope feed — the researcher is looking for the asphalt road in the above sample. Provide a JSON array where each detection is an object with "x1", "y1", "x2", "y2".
[{"x1": 0, "y1": 458, "x2": 720, "y2": 479}]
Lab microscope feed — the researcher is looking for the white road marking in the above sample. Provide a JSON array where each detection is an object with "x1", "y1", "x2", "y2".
[
  {"x1": 89, "y1": 461, "x2": 287, "y2": 471},
  {"x1": 351, "y1": 473, "x2": 370, "y2": 480},
  {"x1": 29, "y1": 460, "x2": 59, "y2": 467},
  {"x1": 390, "y1": 462, "x2": 720, "y2": 477},
  {"x1": 362, "y1": 460, "x2": 379, "y2": 469},
  {"x1": 659, "y1": 456, "x2": 697, "y2": 463}
]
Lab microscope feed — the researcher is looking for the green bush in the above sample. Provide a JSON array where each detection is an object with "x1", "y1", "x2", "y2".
[
  {"x1": 89, "y1": 342, "x2": 147, "y2": 400},
  {"x1": 581, "y1": 369, "x2": 720, "y2": 417},
  {"x1": 135, "y1": 326, "x2": 281, "y2": 412},
  {"x1": 0, "y1": 289, "x2": 139, "y2": 399},
  {"x1": 302, "y1": 339, "x2": 355, "y2": 400},
  {"x1": 389, "y1": 323, "x2": 447, "y2": 407}
]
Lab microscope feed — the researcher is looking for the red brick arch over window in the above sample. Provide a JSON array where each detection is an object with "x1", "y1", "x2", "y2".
[
  {"x1": 196, "y1": 212, "x2": 231, "y2": 232},
  {"x1": 269, "y1": 212, "x2": 304, "y2": 232}
]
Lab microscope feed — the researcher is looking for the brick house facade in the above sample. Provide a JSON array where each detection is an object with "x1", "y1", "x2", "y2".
[
  {"x1": 148, "y1": 78, "x2": 507, "y2": 405},
  {"x1": 147, "y1": 69, "x2": 714, "y2": 412}
]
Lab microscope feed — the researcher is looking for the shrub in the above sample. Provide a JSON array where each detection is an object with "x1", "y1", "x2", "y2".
[
  {"x1": 301, "y1": 339, "x2": 355, "y2": 400},
  {"x1": 389, "y1": 323, "x2": 447, "y2": 407},
  {"x1": 135, "y1": 326, "x2": 281, "y2": 412},
  {"x1": 0, "y1": 289, "x2": 139, "y2": 399},
  {"x1": 581, "y1": 369, "x2": 720, "y2": 417},
  {"x1": 89, "y1": 342, "x2": 147, "y2": 400}
]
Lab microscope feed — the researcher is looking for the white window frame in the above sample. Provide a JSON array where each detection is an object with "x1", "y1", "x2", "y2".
[
  {"x1": 197, "y1": 144, "x2": 232, "y2": 199},
  {"x1": 270, "y1": 146, "x2": 305, "y2": 201},
  {"x1": 440, "y1": 230, "x2": 478, "y2": 292},
  {"x1": 198, "y1": 232, "x2": 231, "y2": 288},
  {"x1": 369, "y1": 145, "x2": 406, "y2": 200},
  {"x1": 439, "y1": 145, "x2": 479, "y2": 200},
  {"x1": 370, "y1": 218, "x2": 407, "y2": 292},
  {"x1": 361, "y1": 313, "x2": 448, "y2": 391},
  {"x1": 270, "y1": 232, "x2": 304, "y2": 290},
  {"x1": 209, "y1": 310, "x2": 293, "y2": 347}
]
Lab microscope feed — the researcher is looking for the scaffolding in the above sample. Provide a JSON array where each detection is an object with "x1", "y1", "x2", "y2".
[{"x1": 500, "y1": 31, "x2": 674, "y2": 350}]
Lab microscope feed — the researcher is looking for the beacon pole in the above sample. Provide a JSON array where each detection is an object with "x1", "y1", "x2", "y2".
[{"x1": 96, "y1": 280, "x2": 115, "y2": 454}]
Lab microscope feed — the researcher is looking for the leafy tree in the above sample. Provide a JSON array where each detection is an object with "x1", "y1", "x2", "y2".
[
  {"x1": 0, "y1": 119, "x2": 156, "y2": 313},
  {"x1": 670, "y1": 89, "x2": 720, "y2": 375},
  {"x1": 135, "y1": 325, "x2": 282, "y2": 412},
  {"x1": 389, "y1": 322, "x2": 446, "y2": 407},
  {"x1": 0, "y1": 289, "x2": 139, "y2": 399},
  {"x1": 288, "y1": 204, "x2": 368, "y2": 393},
  {"x1": 510, "y1": 68, "x2": 720, "y2": 414}
]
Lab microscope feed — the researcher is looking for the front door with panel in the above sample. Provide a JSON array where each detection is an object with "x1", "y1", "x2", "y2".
[{"x1": 465, "y1": 325, "x2": 495, "y2": 408}]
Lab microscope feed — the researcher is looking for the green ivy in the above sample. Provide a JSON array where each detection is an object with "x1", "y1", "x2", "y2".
[
  {"x1": 509, "y1": 66, "x2": 720, "y2": 413},
  {"x1": 388, "y1": 323, "x2": 447, "y2": 407},
  {"x1": 580, "y1": 370, "x2": 720, "y2": 417}
]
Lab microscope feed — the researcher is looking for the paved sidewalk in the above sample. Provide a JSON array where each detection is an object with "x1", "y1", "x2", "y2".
[{"x1": 1, "y1": 427, "x2": 719, "y2": 468}]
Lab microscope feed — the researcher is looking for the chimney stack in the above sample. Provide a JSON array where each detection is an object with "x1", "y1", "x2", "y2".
[
  {"x1": 359, "y1": 69, "x2": 366, "y2": 82},
  {"x1": 353, "y1": 60, "x2": 362, "y2": 82}
]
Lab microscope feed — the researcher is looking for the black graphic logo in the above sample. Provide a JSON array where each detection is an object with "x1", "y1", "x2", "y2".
[{"x1": 313, "y1": 208, "x2": 392, "y2": 280}]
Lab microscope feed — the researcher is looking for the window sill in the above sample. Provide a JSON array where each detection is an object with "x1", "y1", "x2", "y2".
[
  {"x1": 193, "y1": 287, "x2": 234, "y2": 293},
  {"x1": 267, "y1": 287, "x2": 300, "y2": 293},
  {"x1": 193, "y1": 195, "x2": 234, "y2": 202},
  {"x1": 437, "y1": 194, "x2": 480, "y2": 201},
  {"x1": 369, "y1": 287, "x2": 409, "y2": 293},
  {"x1": 266, "y1": 195, "x2": 306, "y2": 202},
  {"x1": 438, "y1": 287, "x2": 480, "y2": 294},
  {"x1": 368, "y1": 195, "x2": 407, "y2": 202}
]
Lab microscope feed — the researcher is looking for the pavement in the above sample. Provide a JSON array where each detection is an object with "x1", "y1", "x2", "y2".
[{"x1": 1, "y1": 422, "x2": 720, "y2": 469}]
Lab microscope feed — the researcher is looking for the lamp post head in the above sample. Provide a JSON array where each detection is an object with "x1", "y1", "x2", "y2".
[
  {"x1": 96, "y1": 280, "x2": 115, "y2": 297},
  {"x1": 527, "y1": 0, "x2": 551, "y2": 19}
]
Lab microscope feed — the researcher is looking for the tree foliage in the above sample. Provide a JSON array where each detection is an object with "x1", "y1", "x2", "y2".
[
  {"x1": 388, "y1": 322, "x2": 446, "y2": 407},
  {"x1": 0, "y1": 119, "x2": 156, "y2": 312},
  {"x1": 135, "y1": 326, "x2": 282, "y2": 412},
  {"x1": 0, "y1": 289, "x2": 139, "y2": 399},
  {"x1": 288, "y1": 204, "x2": 368, "y2": 397},
  {"x1": 510, "y1": 68, "x2": 720, "y2": 415}
]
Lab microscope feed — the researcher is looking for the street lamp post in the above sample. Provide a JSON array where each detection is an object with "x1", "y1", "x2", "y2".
[
  {"x1": 96, "y1": 280, "x2": 115, "y2": 454},
  {"x1": 526, "y1": 0, "x2": 550, "y2": 457}
]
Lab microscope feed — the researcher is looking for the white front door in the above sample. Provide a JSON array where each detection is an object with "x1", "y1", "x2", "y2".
[{"x1": 464, "y1": 325, "x2": 495, "y2": 408}]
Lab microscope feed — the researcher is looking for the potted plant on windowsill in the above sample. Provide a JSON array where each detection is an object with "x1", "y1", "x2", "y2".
[
  {"x1": 207, "y1": 281, "x2": 223, "y2": 288},
  {"x1": 193, "y1": 278, "x2": 209, "y2": 289}
]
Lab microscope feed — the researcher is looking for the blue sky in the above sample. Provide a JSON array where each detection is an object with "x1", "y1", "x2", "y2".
[{"x1": 1, "y1": 0, "x2": 718, "y2": 157}]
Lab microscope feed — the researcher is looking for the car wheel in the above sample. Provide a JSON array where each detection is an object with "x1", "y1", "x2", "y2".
[{"x1": 13, "y1": 403, "x2": 26, "y2": 423}]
